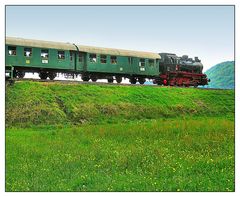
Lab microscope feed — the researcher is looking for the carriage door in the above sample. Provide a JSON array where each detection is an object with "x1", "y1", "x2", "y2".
[
  {"x1": 76, "y1": 52, "x2": 85, "y2": 72},
  {"x1": 69, "y1": 50, "x2": 75, "y2": 70}
]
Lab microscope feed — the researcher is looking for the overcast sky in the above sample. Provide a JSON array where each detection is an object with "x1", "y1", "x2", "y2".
[{"x1": 6, "y1": 5, "x2": 234, "y2": 71}]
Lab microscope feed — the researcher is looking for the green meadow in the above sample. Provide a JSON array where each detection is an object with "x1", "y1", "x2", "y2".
[{"x1": 6, "y1": 82, "x2": 235, "y2": 191}]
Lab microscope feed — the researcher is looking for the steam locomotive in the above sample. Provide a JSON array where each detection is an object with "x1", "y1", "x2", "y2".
[{"x1": 155, "y1": 53, "x2": 209, "y2": 87}]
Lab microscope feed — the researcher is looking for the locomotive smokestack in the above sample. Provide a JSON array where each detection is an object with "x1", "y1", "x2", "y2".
[
  {"x1": 182, "y1": 55, "x2": 188, "y2": 60},
  {"x1": 195, "y1": 57, "x2": 201, "y2": 62}
]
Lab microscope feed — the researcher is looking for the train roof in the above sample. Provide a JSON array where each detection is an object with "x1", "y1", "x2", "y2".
[
  {"x1": 6, "y1": 37, "x2": 76, "y2": 51},
  {"x1": 6, "y1": 37, "x2": 161, "y2": 59},
  {"x1": 76, "y1": 45, "x2": 160, "y2": 59}
]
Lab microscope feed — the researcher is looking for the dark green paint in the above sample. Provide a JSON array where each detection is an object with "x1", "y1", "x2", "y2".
[{"x1": 6, "y1": 44, "x2": 160, "y2": 77}]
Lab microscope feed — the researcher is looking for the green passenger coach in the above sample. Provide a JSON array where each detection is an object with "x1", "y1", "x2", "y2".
[
  {"x1": 6, "y1": 37, "x2": 161, "y2": 83},
  {"x1": 75, "y1": 44, "x2": 160, "y2": 83},
  {"x1": 6, "y1": 37, "x2": 76, "y2": 79}
]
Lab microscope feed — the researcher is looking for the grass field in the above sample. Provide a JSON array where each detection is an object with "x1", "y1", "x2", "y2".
[{"x1": 5, "y1": 82, "x2": 235, "y2": 191}]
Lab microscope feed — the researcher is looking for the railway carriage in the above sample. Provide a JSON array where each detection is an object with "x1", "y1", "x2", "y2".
[
  {"x1": 6, "y1": 37, "x2": 76, "y2": 79},
  {"x1": 76, "y1": 45, "x2": 160, "y2": 83}
]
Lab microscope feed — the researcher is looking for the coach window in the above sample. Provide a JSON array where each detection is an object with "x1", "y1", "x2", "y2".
[
  {"x1": 139, "y1": 59, "x2": 145, "y2": 67},
  {"x1": 79, "y1": 53, "x2": 84, "y2": 62},
  {"x1": 24, "y1": 48, "x2": 32, "y2": 57},
  {"x1": 58, "y1": 51, "x2": 65, "y2": 60},
  {"x1": 100, "y1": 55, "x2": 107, "y2": 64},
  {"x1": 110, "y1": 56, "x2": 117, "y2": 64},
  {"x1": 41, "y1": 49, "x2": 49, "y2": 59},
  {"x1": 148, "y1": 59, "x2": 154, "y2": 67},
  {"x1": 70, "y1": 51, "x2": 73, "y2": 61},
  {"x1": 89, "y1": 54, "x2": 97, "y2": 63},
  {"x1": 8, "y1": 46, "x2": 17, "y2": 56}
]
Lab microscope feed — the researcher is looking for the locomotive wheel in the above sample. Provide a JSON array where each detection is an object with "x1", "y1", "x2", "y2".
[
  {"x1": 116, "y1": 76, "x2": 122, "y2": 83},
  {"x1": 48, "y1": 72, "x2": 57, "y2": 80},
  {"x1": 130, "y1": 77, "x2": 137, "y2": 84},
  {"x1": 39, "y1": 72, "x2": 48, "y2": 80},
  {"x1": 91, "y1": 76, "x2": 98, "y2": 82},
  {"x1": 82, "y1": 75, "x2": 90, "y2": 82},
  {"x1": 155, "y1": 79, "x2": 162, "y2": 85},
  {"x1": 138, "y1": 78, "x2": 146, "y2": 85},
  {"x1": 16, "y1": 71, "x2": 25, "y2": 78},
  {"x1": 107, "y1": 78, "x2": 114, "y2": 83}
]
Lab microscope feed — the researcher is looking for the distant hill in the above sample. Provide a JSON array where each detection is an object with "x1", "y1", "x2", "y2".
[{"x1": 204, "y1": 61, "x2": 234, "y2": 89}]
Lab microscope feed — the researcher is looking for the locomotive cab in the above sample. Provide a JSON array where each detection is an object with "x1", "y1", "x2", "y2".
[{"x1": 159, "y1": 53, "x2": 179, "y2": 73}]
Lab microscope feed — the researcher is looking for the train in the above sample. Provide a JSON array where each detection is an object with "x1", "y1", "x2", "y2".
[{"x1": 5, "y1": 37, "x2": 210, "y2": 87}]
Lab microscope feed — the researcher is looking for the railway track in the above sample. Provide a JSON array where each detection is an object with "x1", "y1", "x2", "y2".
[{"x1": 6, "y1": 78, "x2": 230, "y2": 91}]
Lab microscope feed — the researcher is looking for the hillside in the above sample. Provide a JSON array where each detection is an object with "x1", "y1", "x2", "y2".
[
  {"x1": 5, "y1": 81, "x2": 235, "y2": 192},
  {"x1": 205, "y1": 61, "x2": 234, "y2": 89},
  {"x1": 6, "y1": 81, "x2": 234, "y2": 127}
]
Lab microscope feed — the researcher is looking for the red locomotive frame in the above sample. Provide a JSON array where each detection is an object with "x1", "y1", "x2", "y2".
[{"x1": 159, "y1": 71, "x2": 209, "y2": 87}]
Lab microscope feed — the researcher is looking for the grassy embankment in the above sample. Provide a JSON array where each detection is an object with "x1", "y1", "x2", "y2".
[{"x1": 6, "y1": 81, "x2": 234, "y2": 191}]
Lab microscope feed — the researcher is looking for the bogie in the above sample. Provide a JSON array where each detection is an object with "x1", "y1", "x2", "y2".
[
  {"x1": 90, "y1": 76, "x2": 98, "y2": 82},
  {"x1": 17, "y1": 71, "x2": 25, "y2": 78},
  {"x1": 130, "y1": 77, "x2": 137, "y2": 84},
  {"x1": 116, "y1": 76, "x2": 122, "y2": 84},
  {"x1": 39, "y1": 72, "x2": 48, "y2": 80},
  {"x1": 48, "y1": 72, "x2": 57, "y2": 80},
  {"x1": 107, "y1": 78, "x2": 114, "y2": 83},
  {"x1": 82, "y1": 74, "x2": 90, "y2": 82},
  {"x1": 138, "y1": 77, "x2": 146, "y2": 85}
]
